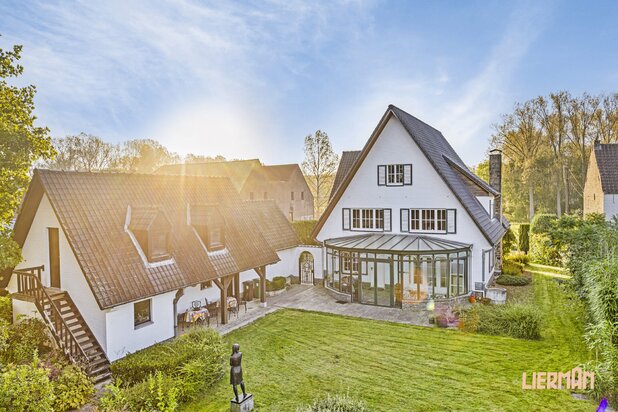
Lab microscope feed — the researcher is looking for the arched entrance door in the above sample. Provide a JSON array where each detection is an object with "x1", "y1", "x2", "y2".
[{"x1": 299, "y1": 251, "x2": 314, "y2": 285}]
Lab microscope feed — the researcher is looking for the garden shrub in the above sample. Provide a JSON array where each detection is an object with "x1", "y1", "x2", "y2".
[
  {"x1": 51, "y1": 364, "x2": 94, "y2": 412},
  {"x1": 111, "y1": 328, "x2": 225, "y2": 388},
  {"x1": 518, "y1": 224, "x2": 530, "y2": 253},
  {"x1": 4, "y1": 317, "x2": 51, "y2": 364},
  {"x1": 506, "y1": 252, "x2": 530, "y2": 265},
  {"x1": 461, "y1": 303, "x2": 542, "y2": 340},
  {"x1": 0, "y1": 295, "x2": 11, "y2": 323},
  {"x1": 530, "y1": 213, "x2": 558, "y2": 234},
  {"x1": 296, "y1": 393, "x2": 371, "y2": 412},
  {"x1": 496, "y1": 275, "x2": 530, "y2": 286},
  {"x1": 502, "y1": 228, "x2": 516, "y2": 253},
  {"x1": 100, "y1": 372, "x2": 179, "y2": 412},
  {"x1": 267, "y1": 276, "x2": 287, "y2": 291},
  {"x1": 501, "y1": 260, "x2": 524, "y2": 276},
  {"x1": 292, "y1": 220, "x2": 319, "y2": 246},
  {"x1": 0, "y1": 356, "x2": 55, "y2": 412},
  {"x1": 529, "y1": 233, "x2": 561, "y2": 265}
]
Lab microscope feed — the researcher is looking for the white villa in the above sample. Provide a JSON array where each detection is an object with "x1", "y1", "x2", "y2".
[
  {"x1": 2, "y1": 170, "x2": 317, "y2": 382},
  {"x1": 312, "y1": 105, "x2": 509, "y2": 308}
]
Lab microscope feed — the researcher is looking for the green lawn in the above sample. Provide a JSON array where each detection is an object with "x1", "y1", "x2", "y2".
[{"x1": 184, "y1": 273, "x2": 593, "y2": 411}]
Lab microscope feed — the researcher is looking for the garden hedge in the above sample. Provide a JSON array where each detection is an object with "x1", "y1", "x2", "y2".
[
  {"x1": 496, "y1": 275, "x2": 530, "y2": 286},
  {"x1": 461, "y1": 303, "x2": 542, "y2": 340}
]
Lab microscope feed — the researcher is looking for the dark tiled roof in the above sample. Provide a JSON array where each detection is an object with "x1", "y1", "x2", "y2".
[
  {"x1": 155, "y1": 159, "x2": 261, "y2": 191},
  {"x1": 317, "y1": 105, "x2": 508, "y2": 245},
  {"x1": 330, "y1": 151, "x2": 361, "y2": 199},
  {"x1": 16, "y1": 170, "x2": 280, "y2": 309},
  {"x1": 260, "y1": 164, "x2": 299, "y2": 181},
  {"x1": 242, "y1": 200, "x2": 299, "y2": 251},
  {"x1": 595, "y1": 143, "x2": 618, "y2": 194},
  {"x1": 388, "y1": 105, "x2": 508, "y2": 244}
]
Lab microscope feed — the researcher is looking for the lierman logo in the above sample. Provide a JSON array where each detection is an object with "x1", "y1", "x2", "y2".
[{"x1": 522, "y1": 367, "x2": 594, "y2": 390}]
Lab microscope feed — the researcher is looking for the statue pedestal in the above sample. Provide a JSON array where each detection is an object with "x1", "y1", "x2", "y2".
[{"x1": 230, "y1": 394, "x2": 254, "y2": 412}]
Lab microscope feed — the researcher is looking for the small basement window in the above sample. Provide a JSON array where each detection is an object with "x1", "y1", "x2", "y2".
[{"x1": 134, "y1": 299, "x2": 151, "y2": 327}]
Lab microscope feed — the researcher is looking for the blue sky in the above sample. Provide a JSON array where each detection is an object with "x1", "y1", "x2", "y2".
[{"x1": 1, "y1": 0, "x2": 617, "y2": 166}]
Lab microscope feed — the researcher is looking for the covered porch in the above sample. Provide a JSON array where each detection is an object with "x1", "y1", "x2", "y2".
[{"x1": 324, "y1": 234, "x2": 472, "y2": 308}]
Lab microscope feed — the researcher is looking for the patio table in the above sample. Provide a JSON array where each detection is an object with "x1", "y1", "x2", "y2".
[{"x1": 185, "y1": 307, "x2": 209, "y2": 324}]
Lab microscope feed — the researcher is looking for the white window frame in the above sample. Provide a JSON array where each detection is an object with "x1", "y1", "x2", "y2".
[
  {"x1": 352, "y1": 208, "x2": 383, "y2": 231},
  {"x1": 407, "y1": 208, "x2": 454, "y2": 234},
  {"x1": 387, "y1": 164, "x2": 404, "y2": 185}
]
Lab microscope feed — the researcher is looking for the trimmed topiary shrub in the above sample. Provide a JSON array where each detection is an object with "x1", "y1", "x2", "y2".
[
  {"x1": 496, "y1": 275, "x2": 530, "y2": 286},
  {"x1": 111, "y1": 328, "x2": 225, "y2": 388},
  {"x1": 267, "y1": 276, "x2": 287, "y2": 292},
  {"x1": 502, "y1": 228, "x2": 516, "y2": 254},
  {"x1": 518, "y1": 224, "x2": 530, "y2": 253},
  {"x1": 460, "y1": 303, "x2": 542, "y2": 339},
  {"x1": 530, "y1": 213, "x2": 558, "y2": 234},
  {"x1": 296, "y1": 393, "x2": 371, "y2": 412}
]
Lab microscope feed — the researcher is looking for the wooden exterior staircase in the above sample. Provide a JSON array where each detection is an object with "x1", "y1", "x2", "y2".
[{"x1": 13, "y1": 266, "x2": 111, "y2": 383}]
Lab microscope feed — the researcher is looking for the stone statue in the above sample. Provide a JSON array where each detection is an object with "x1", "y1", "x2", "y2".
[{"x1": 230, "y1": 343, "x2": 247, "y2": 403}]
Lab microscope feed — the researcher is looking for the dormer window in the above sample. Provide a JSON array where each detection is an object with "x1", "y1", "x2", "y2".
[
  {"x1": 128, "y1": 206, "x2": 172, "y2": 263},
  {"x1": 190, "y1": 204, "x2": 225, "y2": 252}
]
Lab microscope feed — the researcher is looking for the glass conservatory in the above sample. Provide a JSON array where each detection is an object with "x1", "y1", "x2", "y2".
[{"x1": 324, "y1": 234, "x2": 471, "y2": 308}]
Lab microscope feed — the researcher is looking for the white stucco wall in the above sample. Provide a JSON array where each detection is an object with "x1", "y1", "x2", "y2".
[
  {"x1": 8, "y1": 194, "x2": 108, "y2": 351},
  {"x1": 316, "y1": 115, "x2": 494, "y2": 287},
  {"x1": 604, "y1": 194, "x2": 618, "y2": 220},
  {"x1": 105, "y1": 290, "x2": 176, "y2": 361}
]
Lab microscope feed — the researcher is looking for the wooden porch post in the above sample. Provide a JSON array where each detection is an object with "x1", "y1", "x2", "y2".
[
  {"x1": 254, "y1": 266, "x2": 267, "y2": 307},
  {"x1": 234, "y1": 273, "x2": 241, "y2": 303},
  {"x1": 213, "y1": 275, "x2": 234, "y2": 325}
]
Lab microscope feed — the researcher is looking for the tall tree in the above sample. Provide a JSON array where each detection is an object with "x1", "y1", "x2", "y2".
[
  {"x1": 184, "y1": 154, "x2": 226, "y2": 163},
  {"x1": 0, "y1": 39, "x2": 53, "y2": 270},
  {"x1": 492, "y1": 100, "x2": 544, "y2": 220},
  {"x1": 114, "y1": 139, "x2": 180, "y2": 173},
  {"x1": 567, "y1": 93, "x2": 598, "y2": 198},
  {"x1": 44, "y1": 133, "x2": 117, "y2": 171},
  {"x1": 594, "y1": 93, "x2": 618, "y2": 144},
  {"x1": 301, "y1": 130, "x2": 339, "y2": 217}
]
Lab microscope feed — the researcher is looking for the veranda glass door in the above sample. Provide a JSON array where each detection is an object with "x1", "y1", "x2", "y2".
[{"x1": 358, "y1": 254, "x2": 393, "y2": 307}]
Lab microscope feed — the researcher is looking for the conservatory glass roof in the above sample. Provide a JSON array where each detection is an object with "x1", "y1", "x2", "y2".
[{"x1": 324, "y1": 234, "x2": 471, "y2": 253}]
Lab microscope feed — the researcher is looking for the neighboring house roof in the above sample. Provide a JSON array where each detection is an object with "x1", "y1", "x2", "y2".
[
  {"x1": 594, "y1": 143, "x2": 618, "y2": 194},
  {"x1": 314, "y1": 105, "x2": 508, "y2": 245},
  {"x1": 260, "y1": 164, "x2": 299, "y2": 181},
  {"x1": 155, "y1": 159, "x2": 261, "y2": 191},
  {"x1": 243, "y1": 200, "x2": 300, "y2": 250},
  {"x1": 11, "y1": 169, "x2": 280, "y2": 309},
  {"x1": 330, "y1": 151, "x2": 361, "y2": 199}
]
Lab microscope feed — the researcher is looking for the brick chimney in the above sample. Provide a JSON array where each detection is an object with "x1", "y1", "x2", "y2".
[{"x1": 489, "y1": 149, "x2": 503, "y2": 272}]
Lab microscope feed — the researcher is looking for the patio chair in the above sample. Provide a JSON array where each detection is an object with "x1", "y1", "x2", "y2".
[
  {"x1": 177, "y1": 310, "x2": 188, "y2": 332},
  {"x1": 206, "y1": 301, "x2": 219, "y2": 326}
]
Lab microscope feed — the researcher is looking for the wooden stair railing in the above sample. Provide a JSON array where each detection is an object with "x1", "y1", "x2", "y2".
[{"x1": 14, "y1": 267, "x2": 90, "y2": 366}]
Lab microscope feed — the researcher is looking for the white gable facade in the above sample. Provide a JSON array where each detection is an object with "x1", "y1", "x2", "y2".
[{"x1": 315, "y1": 108, "x2": 503, "y2": 308}]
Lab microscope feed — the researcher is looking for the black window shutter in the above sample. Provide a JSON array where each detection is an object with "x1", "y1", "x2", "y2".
[
  {"x1": 377, "y1": 165, "x2": 386, "y2": 186},
  {"x1": 342, "y1": 208, "x2": 351, "y2": 230},
  {"x1": 403, "y1": 164, "x2": 413, "y2": 185},
  {"x1": 400, "y1": 209, "x2": 409, "y2": 232}
]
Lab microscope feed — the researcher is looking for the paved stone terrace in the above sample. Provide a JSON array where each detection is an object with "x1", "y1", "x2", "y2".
[{"x1": 180, "y1": 285, "x2": 431, "y2": 337}]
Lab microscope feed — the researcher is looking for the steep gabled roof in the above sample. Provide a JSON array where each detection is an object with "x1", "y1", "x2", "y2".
[
  {"x1": 594, "y1": 143, "x2": 618, "y2": 194},
  {"x1": 313, "y1": 105, "x2": 508, "y2": 244},
  {"x1": 330, "y1": 151, "x2": 361, "y2": 200},
  {"x1": 155, "y1": 159, "x2": 261, "y2": 191},
  {"x1": 11, "y1": 170, "x2": 280, "y2": 309}
]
